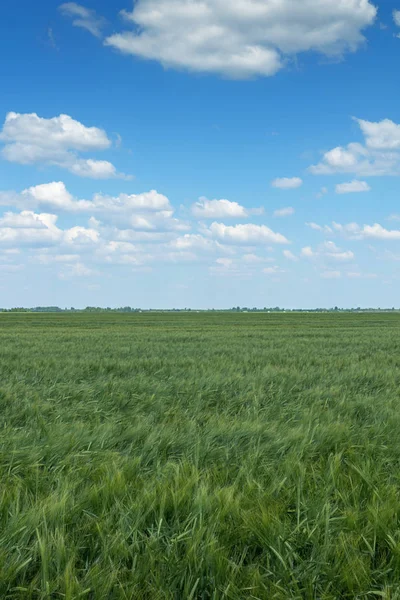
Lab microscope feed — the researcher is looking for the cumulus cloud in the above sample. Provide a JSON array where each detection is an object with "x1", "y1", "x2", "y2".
[
  {"x1": 327, "y1": 250, "x2": 355, "y2": 261},
  {"x1": 306, "y1": 222, "x2": 333, "y2": 233},
  {"x1": 0, "y1": 190, "x2": 283, "y2": 275},
  {"x1": 1, "y1": 112, "x2": 110, "y2": 152},
  {"x1": 357, "y1": 117, "x2": 400, "y2": 150},
  {"x1": 59, "y1": 3, "x2": 106, "y2": 38},
  {"x1": 272, "y1": 177, "x2": 302, "y2": 189},
  {"x1": 91, "y1": 190, "x2": 172, "y2": 213},
  {"x1": 168, "y1": 233, "x2": 229, "y2": 254},
  {"x1": 335, "y1": 180, "x2": 371, "y2": 194},
  {"x1": 283, "y1": 249, "x2": 298, "y2": 261},
  {"x1": 301, "y1": 246, "x2": 315, "y2": 258},
  {"x1": 64, "y1": 226, "x2": 100, "y2": 245},
  {"x1": 309, "y1": 117, "x2": 400, "y2": 177},
  {"x1": 114, "y1": 229, "x2": 179, "y2": 244},
  {"x1": 301, "y1": 240, "x2": 354, "y2": 262},
  {"x1": 0, "y1": 112, "x2": 127, "y2": 179},
  {"x1": 21, "y1": 182, "x2": 89, "y2": 211},
  {"x1": 0, "y1": 211, "x2": 58, "y2": 230},
  {"x1": 307, "y1": 220, "x2": 400, "y2": 241},
  {"x1": 208, "y1": 222, "x2": 289, "y2": 245},
  {"x1": 191, "y1": 197, "x2": 248, "y2": 218},
  {"x1": 321, "y1": 270, "x2": 341, "y2": 279},
  {"x1": 69, "y1": 159, "x2": 120, "y2": 179},
  {"x1": 0, "y1": 211, "x2": 62, "y2": 247},
  {"x1": 263, "y1": 266, "x2": 284, "y2": 275},
  {"x1": 104, "y1": 0, "x2": 376, "y2": 79},
  {"x1": 325, "y1": 242, "x2": 356, "y2": 262},
  {"x1": 0, "y1": 182, "x2": 187, "y2": 231},
  {"x1": 361, "y1": 224, "x2": 400, "y2": 240},
  {"x1": 242, "y1": 253, "x2": 269, "y2": 263},
  {"x1": 394, "y1": 10, "x2": 400, "y2": 27},
  {"x1": 0, "y1": 208, "x2": 102, "y2": 250},
  {"x1": 274, "y1": 206, "x2": 295, "y2": 217}
]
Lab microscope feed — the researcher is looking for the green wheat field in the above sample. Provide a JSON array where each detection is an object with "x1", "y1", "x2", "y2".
[{"x1": 2, "y1": 312, "x2": 400, "y2": 599}]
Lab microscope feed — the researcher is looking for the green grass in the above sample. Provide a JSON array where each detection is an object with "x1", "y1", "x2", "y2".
[{"x1": 1, "y1": 312, "x2": 400, "y2": 599}]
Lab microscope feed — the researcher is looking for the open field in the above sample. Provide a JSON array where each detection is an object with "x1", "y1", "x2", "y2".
[{"x1": 2, "y1": 312, "x2": 400, "y2": 599}]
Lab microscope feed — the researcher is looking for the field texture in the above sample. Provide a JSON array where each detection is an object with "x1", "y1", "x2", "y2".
[{"x1": 1, "y1": 313, "x2": 400, "y2": 599}]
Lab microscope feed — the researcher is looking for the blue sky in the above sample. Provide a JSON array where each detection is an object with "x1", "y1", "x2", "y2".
[{"x1": 1, "y1": 0, "x2": 400, "y2": 308}]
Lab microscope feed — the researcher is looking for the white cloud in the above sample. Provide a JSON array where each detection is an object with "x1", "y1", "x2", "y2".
[
  {"x1": 0, "y1": 202, "x2": 281, "y2": 274},
  {"x1": 307, "y1": 220, "x2": 400, "y2": 241},
  {"x1": 169, "y1": 233, "x2": 223, "y2": 253},
  {"x1": 1, "y1": 112, "x2": 110, "y2": 152},
  {"x1": 32, "y1": 253, "x2": 81, "y2": 265},
  {"x1": 306, "y1": 222, "x2": 333, "y2": 233},
  {"x1": 216, "y1": 257, "x2": 233, "y2": 268},
  {"x1": 0, "y1": 211, "x2": 58, "y2": 230},
  {"x1": 59, "y1": 3, "x2": 106, "y2": 38},
  {"x1": 104, "y1": 254, "x2": 150, "y2": 267},
  {"x1": 21, "y1": 182, "x2": 89, "y2": 211},
  {"x1": 394, "y1": 10, "x2": 400, "y2": 27},
  {"x1": 331, "y1": 222, "x2": 367, "y2": 237},
  {"x1": 104, "y1": 0, "x2": 376, "y2": 79},
  {"x1": 310, "y1": 143, "x2": 367, "y2": 174},
  {"x1": 69, "y1": 159, "x2": 120, "y2": 179},
  {"x1": 273, "y1": 206, "x2": 295, "y2": 217},
  {"x1": 59, "y1": 262, "x2": 98, "y2": 279},
  {"x1": 326, "y1": 250, "x2": 355, "y2": 261},
  {"x1": 0, "y1": 209, "x2": 101, "y2": 250},
  {"x1": 322, "y1": 240, "x2": 340, "y2": 252},
  {"x1": 242, "y1": 253, "x2": 267, "y2": 263},
  {"x1": 357, "y1": 117, "x2": 400, "y2": 150},
  {"x1": 335, "y1": 180, "x2": 371, "y2": 194},
  {"x1": 283, "y1": 249, "x2": 298, "y2": 261},
  {"x1": 98, "y1": 241, "x2": 139, "y2": 255},
  {"x1": 361, "y1": 224, "x2": 400, "y2": 240},
  {"x1": 332, "y1": 221, "x2": 400, "y2": 240},
  {"x1": 263, "y1": 266, "x2": 284, "y2": 275},
  {"x1": 321, "y1": 270, "x2": 341, "y2": 279},
  {"x1": 90, "y1": 190, "x2": 172, "y2": 214},
  {"x1": 0, "y1": 112, "x2": 126, "y2": 179},
  {"x1": 0, "y1": 211, "x2": 62, "y2": 247},
  {"x1": 164, "y1": 251, "x2": 200, "y2": 264},
  {"x1": 347, "y1": 271, "x2": 377, "y2": 279},
  {"x1": 301, "y1": 240, "x2": 354, "y2": 262},
  {"x1": 1, "y1": 183, "x2": 185, "y2": 231},
  {"x1": 301, "y1": 246, "x2": 315, "y2": 257},
  {"x1": 114, "y1": 229, "x2": 179, "y2": 244},
  {"x1": 272, "y1": 177, "x2": 302, "y2": 189},
  {"x1": 191, "y1": 197, "x2": 248, "y2": 218},
  {"x1": 309, "y1": 117, "x2": 400, "y2": 177},
  {"x1": 208, "y1": 222, "x2": 289, "y2": 245},
  {"x1": 64, "y1": 226, "x2": 100, "y2": 246}
]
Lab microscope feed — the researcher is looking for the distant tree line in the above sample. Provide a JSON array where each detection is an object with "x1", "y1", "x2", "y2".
[{"x1": 0, "y1": 306, "x2": 399, "y2": 313}]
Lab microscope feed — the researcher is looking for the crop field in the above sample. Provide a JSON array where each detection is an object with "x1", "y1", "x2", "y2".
[{"x1": 1, "y1": 312, "x2": 400, "y2": 599}]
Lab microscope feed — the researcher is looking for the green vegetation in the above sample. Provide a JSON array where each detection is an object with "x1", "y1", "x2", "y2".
[{"x1": 2, "y1": 312, "x2": 400, "y2": 599}]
